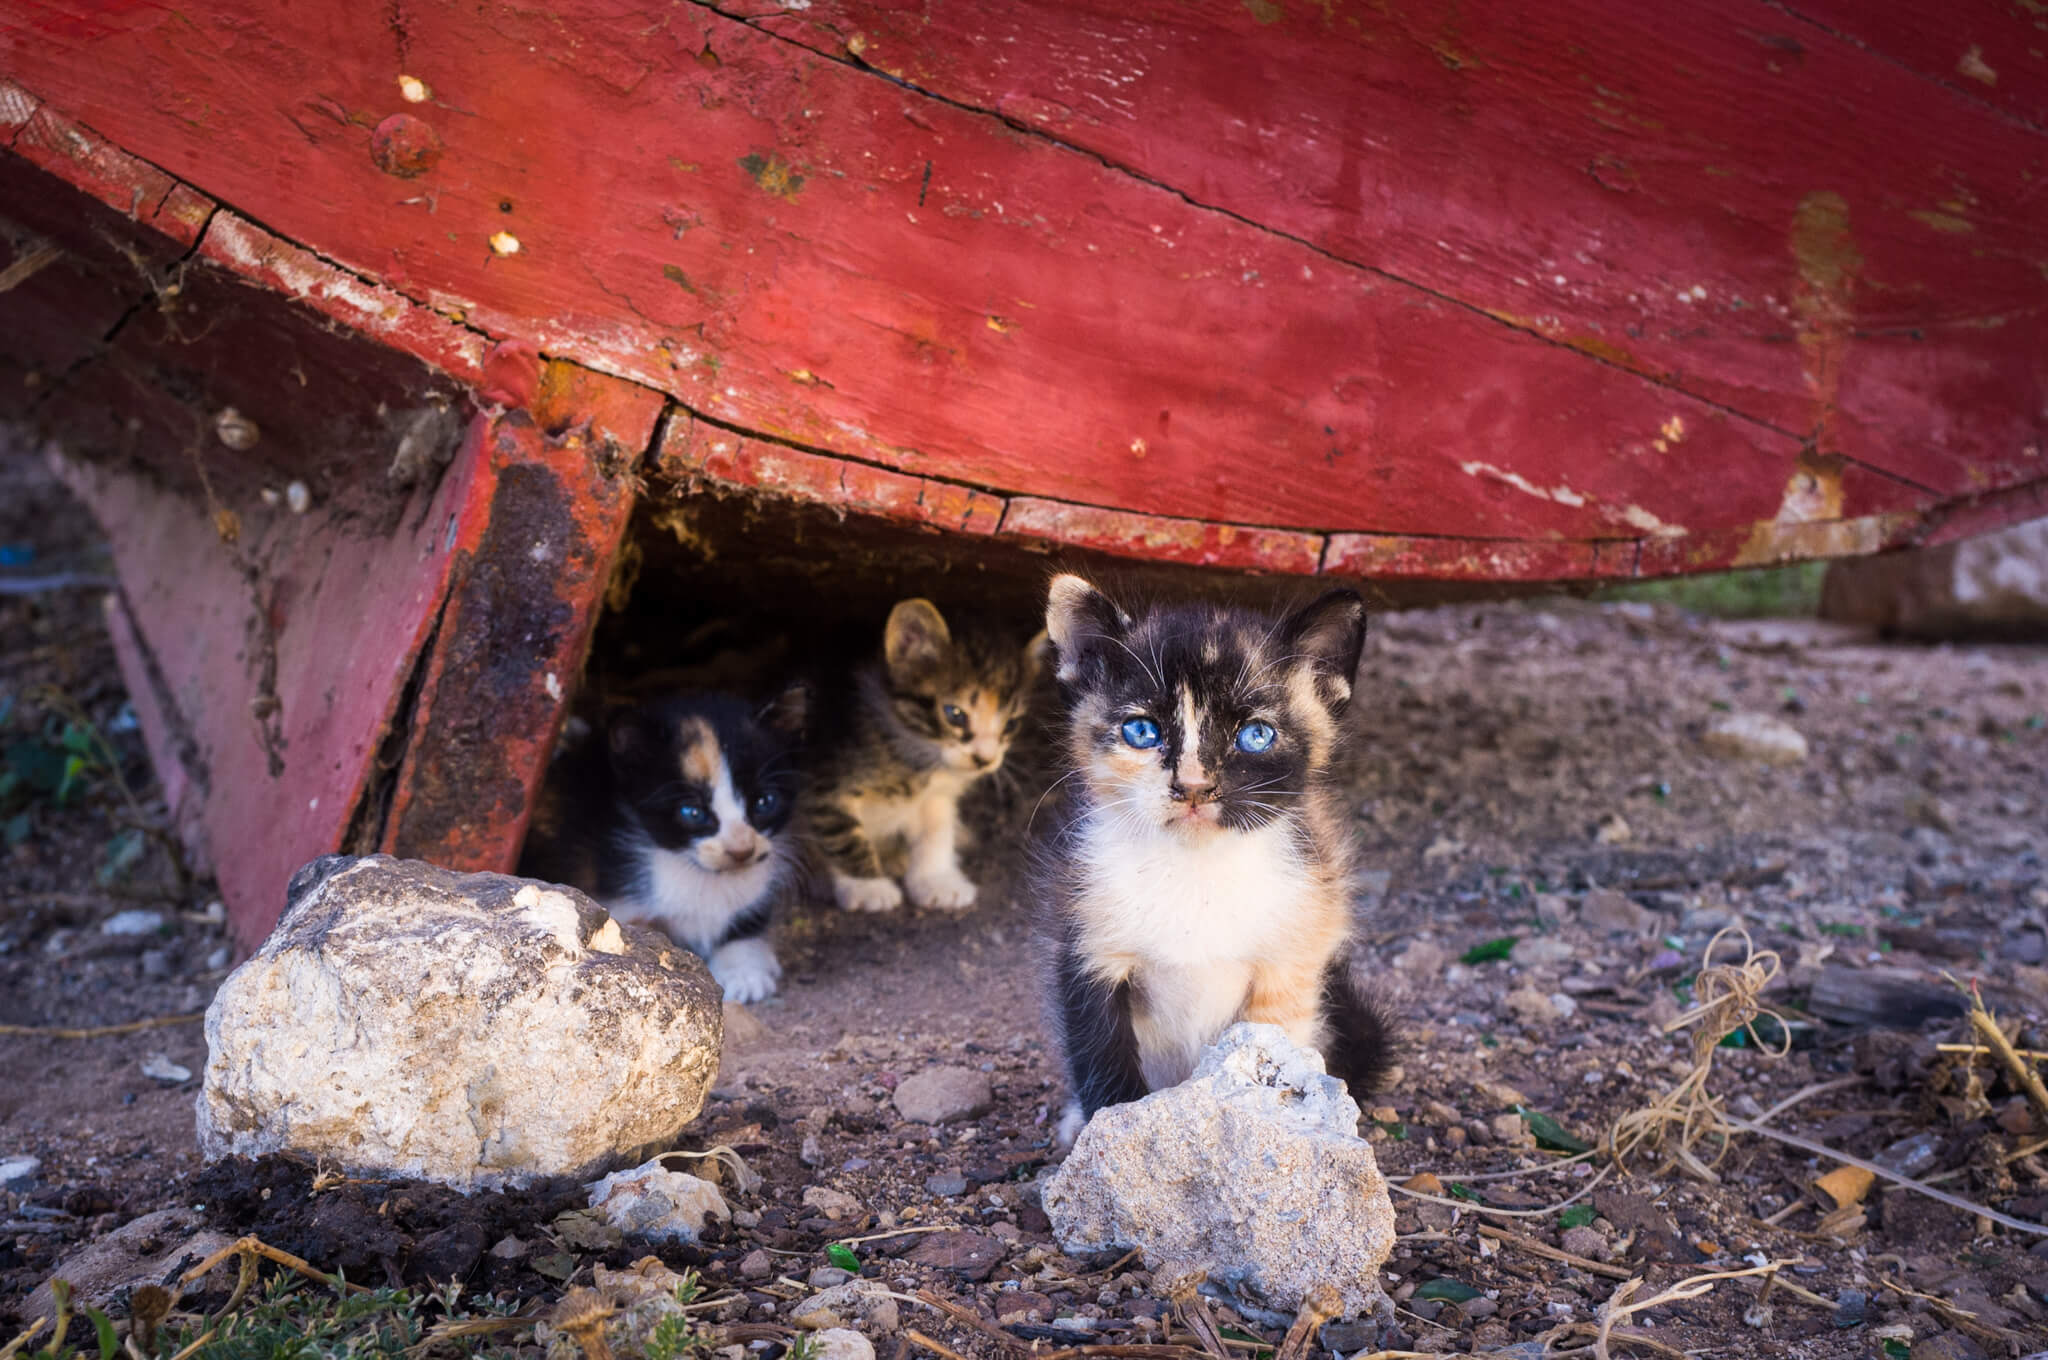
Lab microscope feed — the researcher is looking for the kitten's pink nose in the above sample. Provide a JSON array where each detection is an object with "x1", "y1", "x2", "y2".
[
  {"x1": 973, "y1": 753, "x2": 994, "y2": 770},
  {"x1": 720, "y1": 828, "x2": 764, "y2": 864},
  {"x1": 1171, "y1": 778, "x2": 1218, "y2": 806}
]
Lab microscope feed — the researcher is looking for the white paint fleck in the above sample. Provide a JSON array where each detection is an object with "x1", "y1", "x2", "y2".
[
  {"x1": 1130, "y1": 438, "x2": 1147, "y2": 456},
  {"x1": 397, "y1": 74, "x2": 429, "y2": 103},
  {"x1": 1660, "y1": 415, "x2": 1687, "y2": 444},
  {"x1": 489, "y1": 231, "x2": 520, "y2": 256},
  {"x1": 1459, "y1": 460, "x2": 1586, "y2": 507},
  {"x1": 528, "y1": 542, "x2": 551, "y2": 562},
  {"x1": 1620, "y1": 504, "x2": 1680, "y2": 535},
  {"x1": 308, "y1": 797, "x2": 320, "y2": 811},
  {"x1": 1956, "y1": 45, "x2": 1997, "y2": 85},
  {"x1": 1553, "y1": 274, "x2": 1567, "y2": 286},
  {"x1": 1690, "y1": 285, "x2": 1708, "y2": 301},
  {"x1": 545, "y1": 672, "x2": 563, "y2": 702},
  {"x1": 285, "y1": 480, "x2": 310, "y2": 514}
]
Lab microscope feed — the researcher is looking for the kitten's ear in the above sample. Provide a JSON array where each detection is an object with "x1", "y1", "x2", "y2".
[
  {"x1": 1019, "y1": 628, "x2": 1052, "y2": 685},
  {"x1": 606, "y1": 706, "x2": 656, "y2": 760},
  {"x1": 1045, "y1": 574, "x2": 1128, "y2": 686},
  {"x1": 1282, "y1": 589, "x2": 1367, "y2": 713},
  {"x1": 884, "y1": 598, "x2": 952, "y2": 681},
  {"x1": 758, "y1": 682, "x2": 809, "y2": 740}
]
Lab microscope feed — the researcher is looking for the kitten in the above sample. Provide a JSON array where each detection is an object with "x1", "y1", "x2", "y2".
[
  {"x1": 1036, "y1": 574, "x2": 1395, "y2": 1141},
  {"x1": 809, "y1": 598, "x2": 1046, "y2": 913},
  {"x1": 519, "y1": 688, "x2": 806, "y2": 1002}
]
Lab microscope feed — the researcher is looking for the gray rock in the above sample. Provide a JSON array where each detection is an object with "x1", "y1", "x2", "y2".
[
  {"x1": 1701, "y1": 711, "x2": 1809, "y2": 765},
  {"x1": 1043, "y1": 1023, "x2": 1395, "y2": 1317},
  {"x1": 808, "y1": 1267, "x2": 855, "y2": 1289},
  {"x1": 26, "y1": 1208, "x2": 237, "y2": 1322},
  {"x1": 197, "y1": 855, "x2": 722, "y2": 1190},
  {"x1": 100, "y1": 909, "x2": 164, "y2": 936},
  {"x1": 1580, "y1": 889, "x2": 1657, "y2": 936},
  {"x1": 1509, "y1": 935, "x2": 1574, "y2": 969},
  {"x1": 586, "y1": 1160, "x2": 730, "y2": 1243},
  {"x1": 925, "y1": 1172, "x2": 969, "y2": 1197},
  {"x1": 205, "y1": 946, "x2": 232, "y2": 972},
  {"x1": 140, "y1": 948, "x2": 171, "y2": 979},
  {"x1": 1560, "y1": 1225, "x2": 1609, "y2": 1261},
  {"x1": 803, "y1": 1185, "x2": 862, "y2": 1220},
  {"x1": 894, "y1": 1066, "x2": 993, "y2": 1124}
]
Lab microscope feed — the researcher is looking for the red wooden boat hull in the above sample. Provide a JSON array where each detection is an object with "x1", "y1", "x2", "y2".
[{"x1": 2, "y1": 0, "x2": 2043, "y2": 941}]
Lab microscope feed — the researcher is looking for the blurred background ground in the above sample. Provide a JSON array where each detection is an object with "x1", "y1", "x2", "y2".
[{"x1": 5, "y1": 442, "x2": 2048, "y2": 1357}]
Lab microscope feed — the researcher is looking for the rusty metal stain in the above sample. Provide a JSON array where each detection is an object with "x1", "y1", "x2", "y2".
[{"x1": 738, "y1": 150, "x2": 805, "y2": 199}]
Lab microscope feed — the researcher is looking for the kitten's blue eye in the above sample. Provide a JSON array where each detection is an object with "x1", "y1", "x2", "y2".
[
  {"x1": 942, "y1": 704, "x2": 968, "y2": 728},
  {"x1": 678, "y1": 802, "x2": 712, "y2": 828},
  {"x1": 1236, "y1": 721, "x2": 1277, "y2": 753},
  {"x1": 1120, "y1": 717, "x2": 1162, "y2": 749},
  {"x1": 750, "y1": 790, "x2": 784, "y2": 820}
]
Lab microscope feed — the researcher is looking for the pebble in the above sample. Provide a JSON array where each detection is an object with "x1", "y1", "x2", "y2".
[
  {"x1": 1394, "y1": 940, "x2": 1446, "y2": 976},
  {"x1": 1509, "y1": 936, "x2": 1574, "y2": 969},
  {"x1": 802, "y1": 1186, "x2": 862, "y2": 1221},
  {"x1": 101, "y1": 909, "x2": 165, "y2": 936},
  {"x1": 1834, "y1": 1289, "x2": 1867, "y2": 1329},
  {"x1": 810, "y1": 1328, "x2": 875, "y2": 1360},
  {"x1": 1419, "y1": 1100, "x2": 1461, "y2": 1126},
  {"x1": 925, "y1": 1172, "x2": 969, "y2": 1197},
  {"x1": 1911, "y1": 1332, "x2": 1988, "y2": 1360},
  {"x1": 1560, "y1": 1226, "x2": 1609, "y2": 1261},
  {"x1": 140, "y1": 1054, "x2": 191, "y2": 1084},
  {"x1": 140, "y1": 949, "x2": 171, "y2": 980},
  {"x1": 808, "y1": 1267, "x2": 854, "y2": 1289},
  {"x1": 488, "y1": 1234, "x2": 528, "y2": 1259},
  {"x1": 1534, "y1": 893, "x2": 1571, "y2": 925},
  {"x1": 1490, "y1": 1113, "x2": 1535, "y2": 1147},
  {"x1": 205, "y1": 946, "x2": 232, "y2": 971},
  {"x1": 1580, "y1": 889, "x2": 1657, "y2": 936},
  {"x1": 739, "y1": 1249, "x2": 773, "y2": 1280},
  {"x1": 893, "y1": 1067, "x2": 993, "y2": 1124},
  {"x1": 1318, "y1": 1322, "x2": 1375, "y2": 1353},
  {"x1": 1460, "y1": 1297, "x2": 1500, "y2": 1321},
  {"x1": 42, "y1": 929, "x2": 74, "y2": 956},
  {"x1": 0, "y1": 1156, "x2": 39, "y2": 1187},
  {"x1": 1701, "y1": 711, "x2": 1809, "y2": 765},
  {"x1": 1593, "y1": 813, "x2": 1632, "y2": 845},
  {"x1": 1504, "y1": 988, "x2": 1560, "y2": 1026},
  {"x1": 1874, "y1": 1132, "x2": 1940, "y2": 1179}
]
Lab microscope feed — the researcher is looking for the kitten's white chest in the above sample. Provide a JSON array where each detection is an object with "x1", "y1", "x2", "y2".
[
  {"x1": 1077, "y1": 818, "x2": 1308, "y2": 966},
  {"x1": 617, "y1": 839, "x2": 780, "y2": 954},
  {"x1": 848, "y1": 769, "x2": 972, "y2": 845}
]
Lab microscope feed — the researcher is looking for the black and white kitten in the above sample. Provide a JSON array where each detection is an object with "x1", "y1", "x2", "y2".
[
  {"x1": 1036, "y1": 574, "x2": 1395, "y2": 1142},
  {"x1": 808, "y1": 598, "x2": 1046, "y2": 913},
  {"x1": 520, "y1": 689, "x2": 805, "y2": 1002}
]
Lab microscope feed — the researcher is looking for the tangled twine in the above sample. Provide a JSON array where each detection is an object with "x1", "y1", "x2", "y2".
[{"x1": 1609, "y1": 927, "x2": 1788, "y2": 1181}]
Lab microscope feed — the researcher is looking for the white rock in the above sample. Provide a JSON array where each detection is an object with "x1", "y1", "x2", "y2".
[
  {"x1": 803, "y1": 1185, "x2": 862, "y2": 1219},
  {"x1": 1504, "y1": 987, "x2": 1560, "y2": 1026},
  {"x1": 100, "y1": 909, "x2": 164, "y2": 936},
  {"x1": 586, "y1": 1160, "x2": 730, "y2": 1243},
  {"x1": 1702, "y1": 710, "x2": 1808, "y2": 765},
  {"x1": 0, "y1": 1156, "x2": 39, "y2": 1186},
  {"x1": 141, "y1": 1054, "x2": 192, "y2": 1084},
  {"x1": 1043, "y1": 1023, "x2": 1395, "y2": 1318},
  {"x1": 893, "y1": 1067, "x2": 992, "y2": 1123},
  {"x1": 814, "y1": 1328, "x2": 878, "y2": 1360},
  {"x1": 26, "y1": 1208, "x2": 237, "y2": 1322},
  {"x1": 1509, "y1": 935, "x2": 1574, "y2": 969},
  {"x1": 197, "y1": 855, "x2": 722, "y2": 1190},
  {"x1": 790, "y1": 1279, "x2": 901, "y2": 1333}
]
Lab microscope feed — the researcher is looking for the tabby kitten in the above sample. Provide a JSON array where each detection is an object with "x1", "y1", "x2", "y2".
[
  {"x1": 1036, "y1": 575, "x2": 1394, "y2": 1141},
  {"x1": 810, "y1": 598, "x2": 1046, "y2": 913},
  {"x1": 519, "y1": 689, "x2": 806, "y2": 1002}
]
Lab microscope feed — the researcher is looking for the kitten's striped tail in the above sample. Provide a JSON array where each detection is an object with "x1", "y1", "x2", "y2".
[{"x1": 1320, "y1": 959, "x2": 1403, "y2": 1099}]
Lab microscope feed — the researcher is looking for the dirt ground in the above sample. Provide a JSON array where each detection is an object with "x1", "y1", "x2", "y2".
[{"x1": 5, "y1": 447, "x2": 2048, "y2": 1358}]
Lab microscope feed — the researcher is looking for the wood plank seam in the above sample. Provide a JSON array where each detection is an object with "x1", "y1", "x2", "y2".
[
  {"x1": 686, "y1": 0, "x2": 1880, "y2": 459},
  {"x1": 1770, "y1": 3, "x2": 2048, "y2": 140}
]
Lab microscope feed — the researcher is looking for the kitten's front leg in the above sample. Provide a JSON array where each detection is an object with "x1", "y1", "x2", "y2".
[
  {"x1": 708, "y1": 936, "x2": 782, "y2": 1004},
  {"x1": 903, "y1": 791, "x2": 976, "y2": 910},
  {"x1": 1054, "y1": 938, "x2": 1148, "y2": 1144},
  {"x1": 813, "y1": 802, "x2": 905, "y2": 913}
]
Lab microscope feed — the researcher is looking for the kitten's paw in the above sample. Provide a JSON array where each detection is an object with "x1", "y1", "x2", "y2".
[
  {"x1": 905, "y1": 865, "x2": 978, "y2": 911},
  {"x1": 833, "y1": 874, "x2": 905, "y2": 914},
  {"x1": 1055, "y1": 1102, "x2": 1086, "y2": 1149},
  {"x1": 709, "y1": 938, "x2": 781, "y2": 1003}
]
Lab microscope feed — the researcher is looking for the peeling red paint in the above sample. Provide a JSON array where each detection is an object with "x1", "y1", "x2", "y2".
[{"x1": 1001, "y1": 499, "x2": 1323, "y2": 575}]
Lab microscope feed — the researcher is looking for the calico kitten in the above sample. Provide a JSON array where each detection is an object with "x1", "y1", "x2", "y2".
[
  {"x1": 810, "y1": 598, "x2": 1046, "y2": 913},
  {"x1": 519, "y1": 688, "x2": 806, "y2": 1002},
  {"x1": 1036, "y1": 574, "x2": 1395, "y2": 1140}
]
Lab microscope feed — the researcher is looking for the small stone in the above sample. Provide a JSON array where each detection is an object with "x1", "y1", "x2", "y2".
[
  {"x1": 1911, "y1": 1332, "x2": 1988, "y2": 1360},
  {"x1": 1510, "y1": 936, "x2": 1574, "y2": 969},
  {"x1": 586, "y1": 1161, "x2": 730, "y2": 1244},
  {"x1": 1460, "y1": 1297, "x2": 1499, "y2": 1321},
  {"x1": 789, "y1": 1280, "x2": 900, "y2": 1333},
  {"x1": 140, "y1": 949, "x2": 171, "y2": 980},
  {"x1": 1491, "y1": 1113, "x2": 1536, "y2": 1147},
  {"x1": 1594, "y1": 813, "x2": 1632, "y2": 845},
  {"x1": 803, "y1": 1186, "x2": 862, "y2": 1221},
  {"x1": 1549, "y1": 992, "x2": 1579, "y2": 1020},
  {"x1": 809, "y1": 1267, "x2": 854, "y2": 1289},
  {"x1": 1044, "y1": 1024, "x2": 1394, "y2": 1316},
  {"x1": 25, "y1": 1209, "x2": 237, "y2": 1322},
  {"x1": 925, "y1": 1172, "x2": 969, "y2": 1197},
  {"x1": 1318, "y1": 1321, "x2": 1375, "y2": 1353},
  {"x1": 1504, "y1": 987, "x2": 1560, "y2": 1026},
  {"x1": 1442, "y1": 1126, "x2": 1467, "y2": 1149},
  {"x1": 1534, "y1": 893, "x2": 1571, "y2": 925},
  {"x1": 740, "y1": 1250, "x2": 773, "y2": 1280},
  {"x1": 1702, "y1": 711, "x2": 1808, "y2": 765},
  {"x1": 893, "y1": 1067, "x2": 993, "y2": 1124},
  {"x1": 100, "y1": 909, "x2": 164, "y2": 936},
  {"x1": 1402, "y1": 1172, "x2": 1443, "y2": 1195},
  {"x1": 1834, "y1": 1289, "x2": 1867, "y2": 1329},
  {"x1": 801, "y1": 1133, "x2": 826, "y2": 1167},
  {"x1": 141, "y1": 1054, "x2": 191, "y2": 1084},
  {"x1": 1420, "y1": 1100, "x2": 1461, "y2": 1126},
  {"x1": 811, "y1": 1329, "x2": 875, "y2": 1360},
  {"x1": 1907, "y1": 793, "x2": 1959, "y2": 835},
  {"x1": 488, "y1": 1234, "x2": 528, "y2": 1259},
  {"x1": 1580, "y1": 889, "x2": 1656, "y2": 935},
  {"x1": 1473, "y1": 1080, "x2": 1529, "y2": 1109},
  {"x1": 1394, "y1": 940, "x2": 1446, "y2": 976},
  {"x1": 1560, "y1": 1226, "x2": 1609, "y2": 1261},
  {"x1": 0, "y1": 1156, "x2": 39, "y2": 1187},
  {"x1": 205, "y1": 946, "x2": 232, "y2": 971},
  {"x1": 1997, "y1": 1100, "x2": 2034, "y2": 1136},
  {"x1": 904, "y1": 1230, "x2": 1005, "y2": 1282},
  {"x1": 994, "y1": 1292, "x2": 1052, "y2": 1321}
]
